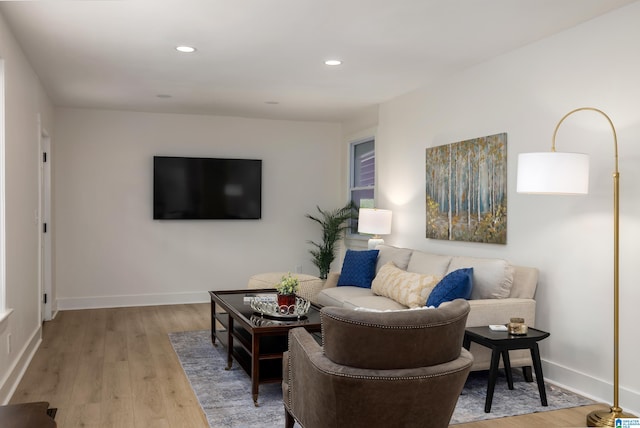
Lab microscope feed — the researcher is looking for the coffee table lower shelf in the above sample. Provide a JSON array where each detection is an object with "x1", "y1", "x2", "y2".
[
  {"x1": 214, "y1": 323, "x2": 284, "y2": 377},
  {"x1": 209, "y1": 290, "x2": 322, "y2": 406}
]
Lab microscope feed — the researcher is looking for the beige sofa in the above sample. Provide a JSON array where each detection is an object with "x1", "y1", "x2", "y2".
[{"x1": 313, "y1": 244, "x2": 538, "y2": 373}]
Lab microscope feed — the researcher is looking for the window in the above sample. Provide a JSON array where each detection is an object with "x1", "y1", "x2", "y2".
[{"x1": 349, "y1": 138, "x2": 375, "y2": 233}]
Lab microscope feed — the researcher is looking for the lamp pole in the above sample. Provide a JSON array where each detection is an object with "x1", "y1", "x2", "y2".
[{"x1": 562, "y1": 108, "x2": 632, "y2": 427}]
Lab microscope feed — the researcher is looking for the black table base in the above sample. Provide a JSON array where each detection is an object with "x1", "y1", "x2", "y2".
[{"x1": 464, "y1": 326, "x2": 550, "y2": 413}]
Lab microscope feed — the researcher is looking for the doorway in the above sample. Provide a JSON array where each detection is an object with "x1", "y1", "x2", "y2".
[{"x1": 39, "y1": 122, "x2": 52, "y2": 321}]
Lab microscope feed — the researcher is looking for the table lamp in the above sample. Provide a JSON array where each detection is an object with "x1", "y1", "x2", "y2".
[{"x1": 358, "y1": 208, "x2": 392, "y2": 249}]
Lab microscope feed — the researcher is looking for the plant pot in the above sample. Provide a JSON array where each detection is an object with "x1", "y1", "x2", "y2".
[{"x1": 277, "y1": 293, "x2": 296, "y2": 314}]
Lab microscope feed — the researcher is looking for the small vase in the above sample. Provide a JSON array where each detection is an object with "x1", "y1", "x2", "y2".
[{"x1": 277, "y1": 293, "x2": 296, "y2": 314}]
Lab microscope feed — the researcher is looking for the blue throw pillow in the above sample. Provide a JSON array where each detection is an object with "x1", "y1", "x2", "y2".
[
  {"x1": 337, "y1": 249, "x2": 380, "y2": 288},
  {"x1": 426, "y1": 267, "x2": 473, "y2": 307}
]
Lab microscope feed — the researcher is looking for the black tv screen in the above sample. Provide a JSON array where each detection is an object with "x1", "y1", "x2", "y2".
[{"x1": 153, "y1": 156, "x2": 262, "y2": 220}]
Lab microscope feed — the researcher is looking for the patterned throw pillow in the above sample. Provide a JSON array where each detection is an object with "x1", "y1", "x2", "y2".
[
  {"x1": 371, "y1": 262, "x2": 440, "y2": 308},
  {"x1": 337, "y1": 249, "x2": 380, "y2": 288},
  {"x1": 426, "y1": 268, "x2": 473, "y2": 307}
]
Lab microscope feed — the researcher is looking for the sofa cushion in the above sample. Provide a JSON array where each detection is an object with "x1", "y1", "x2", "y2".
[
  {"x1": 337, "y1": 249, "x2": 379, "y2": 288},
  {"x1": 426, "y1": 268, "x2": 473, "y2": 307},
  {"x1": 371, "y1": 262, "x2": 440, "y2": 308},
  {"x1": 447, "y1": 256, "x2": 513, "y2": 299},
  {"x1": 344, "y1": 295, "x2": 407, "y2": 311},
  {"x1": 407, "y1": 250, "x2": 453, "y2": 277},
  {"x1": 353, "y1": 305, "x2": 433, "y2": 312},
  {"x1": 375, "y1": 244, "x2": 413, "y2": 274},
  {"x1": 315, "y1": 286, "x2": 375, "y2": 308}
]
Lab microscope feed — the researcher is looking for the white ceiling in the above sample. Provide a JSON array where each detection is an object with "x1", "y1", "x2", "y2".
[{"x1": 1, "y1": 0, "x2": 637, "y2": 122}]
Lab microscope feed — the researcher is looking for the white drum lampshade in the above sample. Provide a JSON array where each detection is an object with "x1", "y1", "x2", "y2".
[
  {"x1": 517, "y1": 152, "x2": 589, "y2": 195},
  {"x1": 358, "y1": 208, "x2": 392, "y2": 249}
]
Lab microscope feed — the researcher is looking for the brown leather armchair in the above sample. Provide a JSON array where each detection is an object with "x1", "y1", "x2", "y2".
[{"x1": 282, "y1": 299, "x2": 473, "y2": 428}]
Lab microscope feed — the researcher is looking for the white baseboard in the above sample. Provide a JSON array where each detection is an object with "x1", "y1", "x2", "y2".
[
  {"x1": 0, "y1": 325, "x2": 42, "y2": 404},
  {"x1": 56, "y1": 291, "x2": 210, "y2": 310},
  {"x1": 543, "y1": 358, "x2": 640, "y2": 416}
]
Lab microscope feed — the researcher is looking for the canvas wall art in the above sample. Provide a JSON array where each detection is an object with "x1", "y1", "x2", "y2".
[{"x1": 425, "y1": 133, "x2": 507, "y2": 244}]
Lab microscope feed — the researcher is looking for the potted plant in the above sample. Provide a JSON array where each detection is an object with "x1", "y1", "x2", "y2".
[
  {"x1": 306, "y1": 202, "x2": 356, "y2": 279},
  {"x1": 276, "y1": 273, "x2": 299, "y2": 310}
]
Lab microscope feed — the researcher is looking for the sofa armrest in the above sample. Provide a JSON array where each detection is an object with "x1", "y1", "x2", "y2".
[
  {"x1": 466, "y1": 298, "x2": 536, "y2": 327},
  {"x1": 322, "y1": 272, "x2": 340, "y2": 289},
  {"x1": 246, "y1": 272, "x2": 325, "y2": 304},
  {"x1": 297, "y1": 278, "x2": 326, "y2": 304}
]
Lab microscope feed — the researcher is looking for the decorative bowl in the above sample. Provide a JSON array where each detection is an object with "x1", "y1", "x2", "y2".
[{"x1": 250, "y1": 296, "x2": 311, "y2": 319}]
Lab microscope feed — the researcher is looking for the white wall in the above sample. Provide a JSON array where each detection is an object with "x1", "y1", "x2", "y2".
[
  {"x1": 53, "y1": 109, "x2": 342, "y2": 309},
  {"x1": 0, "y1": 11, "x2": 54, "y2": 403},
  {"x1": 371, "y1": 2, "x2": 640, "y2": 414}
]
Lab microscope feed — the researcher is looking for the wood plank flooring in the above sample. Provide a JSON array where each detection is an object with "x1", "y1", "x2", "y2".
[
  {"x1": 11, "y1": 304, "x2": 211, "y2": 428},
  {"x1": 10, "y1": 303, "x2": 601, "y2": 427}
]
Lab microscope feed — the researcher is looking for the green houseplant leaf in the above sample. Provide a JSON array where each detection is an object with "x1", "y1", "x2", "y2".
[
  {"x1": 306, "y1": 202, "x2": 356, "y2": 279},
  {"x1": 276, "y1": 273, "x2": 299, "y2": 295}
]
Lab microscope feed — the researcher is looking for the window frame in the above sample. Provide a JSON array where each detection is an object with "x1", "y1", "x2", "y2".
[{"x1": 348, "y1": 137, "x2": 376, "y2": 236}]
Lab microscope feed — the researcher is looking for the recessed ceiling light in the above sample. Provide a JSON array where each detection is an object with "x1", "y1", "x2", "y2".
[
  {"x1": 176, "y1": 45, "x2": 196, "y2": 53},
  {"x1": 324, "y1": 59, "x2": 342, "y2": 66}
]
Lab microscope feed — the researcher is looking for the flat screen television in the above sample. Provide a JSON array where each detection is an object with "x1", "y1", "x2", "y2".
[{"x1": 153, "y1": 156, "x2": 262, "y2": 220}]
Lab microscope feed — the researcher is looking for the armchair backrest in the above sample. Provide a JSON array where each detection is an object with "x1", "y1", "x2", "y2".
[{"x1": 320, "y1": 299, "x2": 470, "y2": 370}]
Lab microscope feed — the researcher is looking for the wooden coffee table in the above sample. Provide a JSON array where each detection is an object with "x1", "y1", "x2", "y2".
[{"x1": 209, "y1": 289, "x2": 322, "y2": 406}]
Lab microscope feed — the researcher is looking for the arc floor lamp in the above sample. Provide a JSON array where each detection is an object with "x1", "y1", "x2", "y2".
[{"x1": 517, "y1": 107, "x2": 635, "y2": 427}]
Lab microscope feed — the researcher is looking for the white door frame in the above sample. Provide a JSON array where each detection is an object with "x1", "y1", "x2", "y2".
[{"x1": 38, "y1": 117, "x2": 52, "y2": 321}]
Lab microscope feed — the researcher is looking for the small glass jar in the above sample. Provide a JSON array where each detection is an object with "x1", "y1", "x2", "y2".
[{"x1": 508, "y1": 317, "x2": 528, "y2": 335}]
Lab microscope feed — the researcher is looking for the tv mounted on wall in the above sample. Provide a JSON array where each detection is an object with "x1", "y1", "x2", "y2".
[{"x1": 153, "y1": 156, "x2": 262, "y2": 220}]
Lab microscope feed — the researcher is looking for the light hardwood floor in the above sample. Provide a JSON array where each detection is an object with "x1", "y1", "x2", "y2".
[{"x1": 10, "y1": 304, "x2": 601, "y2": 427}]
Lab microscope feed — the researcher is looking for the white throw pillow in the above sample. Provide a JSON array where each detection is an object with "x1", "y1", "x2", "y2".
[
  {"x1": 372, "y1": 262, "x2": 440, "y2": 308},
  {"x1": 446, "y1": 256, "x2": 514, "y2": 299}
]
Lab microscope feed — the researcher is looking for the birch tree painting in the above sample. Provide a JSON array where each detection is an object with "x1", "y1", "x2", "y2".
[{"x1": 425, "y1": 133, "x2": 507, "y2": 244}]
